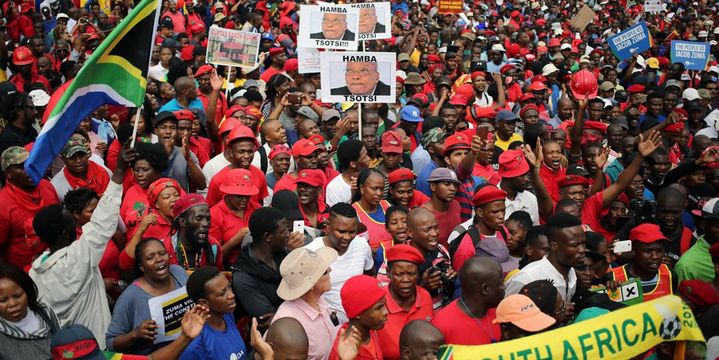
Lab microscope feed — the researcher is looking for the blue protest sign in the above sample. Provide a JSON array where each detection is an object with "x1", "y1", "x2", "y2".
[
  {"x1": 608, "y1": 22, "x2": 652, "y2": 61},
  {"x1": 670, "y1": 40, "x2": 710, "y2": 71}
]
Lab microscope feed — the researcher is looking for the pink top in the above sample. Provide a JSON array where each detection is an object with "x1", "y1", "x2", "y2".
[{"x1": 272, "y1": 297, "x2": 338, "y2": 360}]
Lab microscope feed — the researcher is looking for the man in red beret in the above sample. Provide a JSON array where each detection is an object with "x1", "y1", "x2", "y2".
[
  {"x1": 330, "y1": 275, "x2": 388, "y2": 359},
  {"x1": 607, "y1": 223, "x2": 676, "y2": 301},
  {"x1": 260, "y1": 47, "x2": 288, "y2": 83},
  {"x1": 163, "y1": 193, "x2": 223, "y2": 271},
  {"x1": 387, "y1": 168, "x2": 430, "y2": 209},
  {"x1": 450, "y1": 185, "x2": 515, "y2": 273},
  {"x1": 377, "y1": 245, "x2": 434, "y2": 360}
]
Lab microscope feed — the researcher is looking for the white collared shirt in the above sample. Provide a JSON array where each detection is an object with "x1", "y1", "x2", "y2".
[
  {"x1": 505, "y1": 256, "x2": 578, "y2": 302},
  {"x1": 502, "y1": 184, "x2": 540, "y2": 225}
]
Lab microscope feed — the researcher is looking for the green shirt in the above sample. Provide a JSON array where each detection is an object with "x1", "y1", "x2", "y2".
[{"x1": 675, "y1": 236, "x2": 715, "y2": 283}]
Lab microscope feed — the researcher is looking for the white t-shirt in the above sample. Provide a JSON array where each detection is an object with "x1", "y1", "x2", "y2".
[
  {"x1": 326, "y1": 174, "x2": 352, "y2": 206},
  {"x1": 148, "y1": 63, "x2": 169, "y2": 82},
  {"x1": 505, "y1": 256, "x2": 577, "y2": 302},
  {"x1": 202, "y1": 153, "x2": 231, "y2": 185},
  {"x1": 304, "y1": 236, "x2": 373, "y2": 323}
]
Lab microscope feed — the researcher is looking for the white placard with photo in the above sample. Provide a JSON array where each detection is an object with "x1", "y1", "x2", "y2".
[
  {"x1": 320, "y1": 51, "x2": 396, "y2": 103},
  {"x1": 349, "y1": 2, "x2": 392, "y2": 41},
  {"x1": 298, "y1": 4, "x2": 360, "y2": 50},
  {"x1": 298, "y1": 47, "x2": 321, "y2": 74}
]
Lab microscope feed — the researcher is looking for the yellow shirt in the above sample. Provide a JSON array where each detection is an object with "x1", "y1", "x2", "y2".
[{"x1": 494, "y1": 133, "x2": 523, "y2": 151}]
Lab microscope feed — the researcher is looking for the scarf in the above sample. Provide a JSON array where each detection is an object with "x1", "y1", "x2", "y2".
[
  {"x1": 6, "y1": 182, "x2": 53, "y2": 213},
  {"x1": 63, "y1": 161, "x2": 110, "y2": 196},
  {"x1": 0, "y1": 304, "x2": 57, "y2": 340}
]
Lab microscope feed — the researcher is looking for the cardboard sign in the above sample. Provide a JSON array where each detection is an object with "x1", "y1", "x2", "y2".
[
  {"x1": 607, "y1": 22, "x2": 652, "y2": 61},
  {"x1": 644, "y1": 0, "x2": 664, "y2": 14},
  {"x1": 571, "y1": 5, "x2": 596, "y2": 32},
  {"x1": 148, "y1": 286, "x2": 195, "y2": 344},
  {"x1": 298, "y1": 4, "x2": 360, "y2": 50},
  {"x1": 671, "y1": 40, "x2": 711, "y2": 71},
  {"x1": 320, "y1": 51, "x2": 396, "y2": 103},
  {"x1": 298, "y1": 47, "x2": 321, "y2": 74},
  {"x1": 349, "y1": 2, "x2": 392, "y2": 41},
  {"x1": 206, "y1": 28, "x2": 260, "y2": 69},
  {"x1": 590, "y1": 279, "x2": 644, "y2": 306},
  {"x1": 437, "y1": 0, "x2": 463, "y2": 14}
]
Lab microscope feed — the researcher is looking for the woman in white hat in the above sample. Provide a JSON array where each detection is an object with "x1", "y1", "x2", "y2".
[{"x1": 272, "y1": 247, "x2": 338, "y2": 360}]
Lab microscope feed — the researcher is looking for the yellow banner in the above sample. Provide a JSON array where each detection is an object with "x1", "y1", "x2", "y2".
[{"x1": 440, "y1": 295, "x2": 705, "y2": 360}]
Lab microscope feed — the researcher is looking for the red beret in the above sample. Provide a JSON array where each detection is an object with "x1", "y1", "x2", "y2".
[
  {"x1": 244, "y1": 106, "x2": 262, "y2": 120},
  {"x1": 173, "y1": 109, "x2": 196, "y2": 121},
  {"x1": 472, "y1": 185, "x2": 507, "y2": 207},
  {"x1": 296, "y1": 169, "x2": 326, "y2": 187},
  {"x1": 427, "y1": 54, "x2": 442, "y2": 64},
  {"x1": 194, "y1": 64, "x2": 214, "y2": 77},
  {"x1": 678, "y1": 280, "x2": 719, "y2": 309},
  {"x1": 284, "y1": 58, "x2": 298, "y2": 72},
  {"x1": 386, "y1": 244, "x2": 424, "y2": 265},
  {"x1": 557, "y1": 175, "x2": 591, "y2": 188},
  {"x1": 269, "y1": 47, "x2": 284, "y2": 57},
  {"x1": 626, "y1": 84, "x2": 645, "y2": 94},
  {"x1": 388, "y1": 168, "x2": 416, "y2": 185},
  {"x1": 584, "y1": 120, "x2": 609, "y2": 132},
  {"x1": 673, "y1": 108, "x2": 689, "y2": 118},
  {"x1": 471, "y1": 71, "x2": 487, "y2": 80},
  {"x1": 519, "y1": 104, "x2": 540, "y2": 118},
  {"x1": 663, "y1": 122, "x2": 685, "y2": 134},
  {"x1": 172, "y1": 193, "x2": 207, "y2": 218},
  {"x1": 227, "y1": 105, "x2": 246, "y2": 118},
  {"x1": 449, "y1": 94, "x2": 469, "y2": 106},
  {"x1": 473, "y1": 106, "x2": 497, "y2": 119},
  {"x1": 629, "y1": 223, "x2": 669, "y2": 243},
  {"x1": 308, "y1": 134, "x2": 326, "y2": 147},
  {"x1": 268, "y1": 144, "x2": 291, "y2": 160},
  {"x1": 519, "y1": 93, "x2": 536, "y2": 102},
  {"x1": 340, "y1": 275, "x2": 386, "y2": 319}
]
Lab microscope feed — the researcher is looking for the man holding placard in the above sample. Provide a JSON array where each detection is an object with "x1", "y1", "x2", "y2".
[{"x1": 310, "y1": 13, "x2": 355, "y2": 41}]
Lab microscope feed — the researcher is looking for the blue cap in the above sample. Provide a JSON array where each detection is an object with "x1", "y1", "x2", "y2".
[
  {"x1": 496, "y1": 109, "x2": 519, "y2": 122},
  {"x1": 399, "y1": 105, "x2": 423, "y2": 123},
  {"x1": 261, "y1": 32, "x2": 275, "y2": 42}
]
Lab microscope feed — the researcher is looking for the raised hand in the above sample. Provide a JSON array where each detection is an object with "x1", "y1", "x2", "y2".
[
  {"x1": 181, "y1": 304, "x2": 210, "y2": 339},
  {"x1": 595, "y1": 146, "x2": 611, "y2": 169},
  {"x1": 210, "y1": 69, "x2": 224, "y2": 92},
  {"x1": 337, "y1": 325, "x2": 362, "y2": 360},
  {"x1": 250, "y1": 317, "x2": 274, "y2": 359},
  {"x1": 637, "y1": 130, "x2": 662, "y2": 157}
]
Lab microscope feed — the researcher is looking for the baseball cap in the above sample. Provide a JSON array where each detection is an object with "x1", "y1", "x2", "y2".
[
  {"x1": 381, "y1": 131, "x2": 403, "y2": 154},
  {"x1": 683, "y1": 88, "x2": 701, "y2": 101},
  {"x1": 542, "y1": 63, "x2": 559, "y2": 76},
  {"x1": 398, "y1": 53, "x2": 411, "y2": 62},
  {"x1": 420, "y1": 127, "x2": 447, "y2": 149},
  {"x1": 700, "y1": 198, "x2": 719, "y2": 219},
  {"x1": 322, "y1": 109, "x2": 341, "y2": 122},
  {"x1": 399, "y1": 105, "x2": 423, "y2": 123},
  {"x1": 599, "y1": 81, "x2": 615, "y2": 91},
  {"x1": 498, "y1": 150, "x2": 529, "y2": 178},
  {"x1": 153, "y1": 111, "x2": 178, "y2": 127},
  {"x1": 443, "y1": 133, "x2": 471, "y2": 155},
  {"x1": 1, "y1": 146, "x2": 30, "y2": 172},
  {"x1": 477, "y1": 236, "x2": 519, "y2": 273},
  {"x1": 51, "y1": 324, "x2": 105, "y2": 360},
  {"x1": 493, "y1": 294, "x2": 556, "y2": 332},
  {"x1": 220, "y1": 169, "x2": 259, "y2": 196},
  {"x1": 491, "y1": 44, "x2": 506, "y2": 52},
  {"x1": 278, "y1": 247, "x2": 338, "y2": 300},
  {"x1": 292, "y1": 139, "x2": 321, "y2": 157},
  {"x1": 271, "y1": 190, "x2": 303, "y2": 221},
  {"x1": 496, "y1": 109, "x2": 519, "y2": 122},
  {"x1": 29, "y1": 89, "x2": 50, "y2": 107},
  {"x1": 629, "y1": 223, "x2": 669, "y2": 243},
  {"x1": 296, "y1": 106, "x2": 319, "y2": 121},
  {"x1": 61, "y1": 137, "x2": 90, "y2": 158},
  {"x1": 295, "y1": 169, "x2": 325, "y2": 187},
  {"x1": 427, "y1": 168, "x2": 460, "y2": 184}
]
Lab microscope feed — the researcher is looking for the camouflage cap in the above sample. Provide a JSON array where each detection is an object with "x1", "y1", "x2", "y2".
[
  {"x1": 420, "y1": 127, "x2": 447, "y2": 149},
  {"x1": 1, "y1": 146, "x2": 30, "y2": 172},
  {"x1": 61, "y1": 137, "x2": 90, "y2": 158}
]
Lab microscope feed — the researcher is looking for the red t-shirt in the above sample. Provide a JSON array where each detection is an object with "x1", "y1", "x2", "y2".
[
  {"x1": 161, "y1": 10, "x2": 187, "y2": 34},
  {"x1": 581, "y1": 192, "x2": 604, "y2": 230},
  {"x1": 408, "y1": 190, "x2": 430, "y2": 209},
  {"x1": 209, "y1": 199, "x2": 258, "y2": 265},
  {"x1": 198, "y1": 92, "x2": 227, "y2": 127},
  {"x1": 424, "y1": 201, "x2": 462, "y2": 248},
  {"x1": 120, "y1": 184, "x2": 150, "y2": 237},
  {"x1": 472, "y1": 163, "x2": 500, "y2": 185},
  {"x1": 329, "y1": 324, "x2": 383, "y2": 360},
  {"x1": 206, "y1": 165, "x2": 268, "y2": 207},
  {"x1": 540, "y1": 163, "x2": 565, "y2": 203},
  {"x1": 377, "y1": 286, "x2": 434, "y2": 360},
  {"x1": 260, "y1": 67, "x2": 285, "y2": 83},
  {"x1": 451, "y1": 227, "x2": 508, "y2": 272},
  {"x1": 0, "y1": 181, "x2": 59, "y2": 269},
  {"x1": 431, "y1": 300, "x2": 500, "y2": 345},
  {"x1": 189, "y1": 137, "x2": 210, "y2": 167}
]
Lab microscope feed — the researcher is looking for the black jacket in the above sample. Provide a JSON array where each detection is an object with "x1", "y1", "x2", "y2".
[
  {"x1": 330, "y1": 81, "x2": 391, "y2": 96},
  {"x1": 232, "y1": 245, "x2": 286, "y2": 318}
]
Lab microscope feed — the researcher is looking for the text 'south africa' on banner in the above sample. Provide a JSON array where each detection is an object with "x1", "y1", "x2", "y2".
[{"x1": 439, "y1": 295, "x2": 704, "y2": 360}]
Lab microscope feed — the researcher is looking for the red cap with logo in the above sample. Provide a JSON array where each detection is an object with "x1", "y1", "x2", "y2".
[
  {"x1": 498, "y1": 150, "x2": 529, "y2": 178},
  {"x1": 220, "y1": 168, "x2": 259, "y2": 196},
  {"x1": 296, "y1": 169, "x2": 326, "y2": 187},
  {"x1": 292, "y1": 139, "x2": 321, "y2": 157},
  {"x1": 381, "y1": 131, "x2": 403, "y2": 154},
  {"x1": 388, "y1": 168, "x2": 416, "y2": 185},
  {"x1": 443, "y1": 133, "x2": 471, "y2": 155},
  {"x1": 227, "y1": 124, "x2": 259, "y2": 148},
  {"x1": 629, "y1": 223, "x2": 669, "y2": 243}
]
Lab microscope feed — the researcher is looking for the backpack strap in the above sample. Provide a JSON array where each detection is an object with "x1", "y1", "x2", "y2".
[{"x1": 258, "y1": 146, "x2": 268, "y2": 173}]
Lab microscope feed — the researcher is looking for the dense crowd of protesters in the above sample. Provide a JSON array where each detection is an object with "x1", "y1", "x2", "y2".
[{"x1": 3, "y1": 0, "x2": 719, "y2": 358}]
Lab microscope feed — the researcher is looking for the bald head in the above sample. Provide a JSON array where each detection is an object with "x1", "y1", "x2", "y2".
[
  {"x1": 174, "y1": 76, "x2": 195, "y2": 93},
  {"x1": 459, "y1": 257, "x2": 503, "y2": 295},
  {"x1": 399, "y1": 320, "x2": 444, "y2": 360},
  {"x1": 407, "y1": 208, "x2": 434, "y2": 231},
  {"x1": 265, "y1": 317, "x2": 309, "y2": 360}
]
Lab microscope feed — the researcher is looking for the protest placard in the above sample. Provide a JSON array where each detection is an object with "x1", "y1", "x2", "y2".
[
  {"x1": 148, "y1": 286, "x2": 195, "y2": 344},
  {"x1": 298, "y1": 4, "x2": 360, "y2": 50},
  {"x1": 298, "y1": 47, "x2": 321, "y2": 74},
  {"x1": 440, "y1": 295, "x2": 704, "y2": 360},
  {"x1": 206, "y1": 28, "x2": 260, "y2": 68},
  {"x1": 671, "y1": 40, "x2": 711, "y2": 71},
  {"x1": 320, "y1": 51, "x2": 396, "y2": 103},
  {"x1": 349, "y1": 2, "x2": 391, "y2": 40},
  {"x1": 571, "y1": 5, "x2": 596, "y2": 32},
  {"x1": 644, "y1": 0, "x2": 664, "y2": 13},
  {"x1": 607, "y1": 22, "x2": 652, "y2": 61},
  {"x1": 437, "y1": 0, "x2": 463, "y2": 13}
]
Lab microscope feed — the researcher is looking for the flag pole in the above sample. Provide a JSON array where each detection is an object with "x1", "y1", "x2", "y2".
[{"x1": 130, "y1": 106, "x2": 143, "y2": 147}]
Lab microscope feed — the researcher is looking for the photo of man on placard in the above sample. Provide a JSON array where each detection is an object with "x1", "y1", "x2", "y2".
[
  {"x1": 310, "y1": 13, "x2": 356, "y2": 40},
  {"x1": 359, "y1": 7, "x2": 385, "y2": 34},
  {"x1": 331, "y1": 61, "x2": 391, "y2": 96}
]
